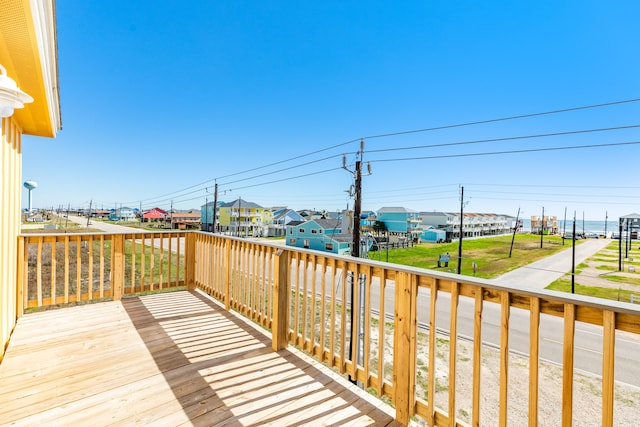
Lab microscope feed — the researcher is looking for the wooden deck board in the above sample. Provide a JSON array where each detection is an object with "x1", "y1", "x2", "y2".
[{"x1": 0, "y1": 290, "x2": 396, "y2": 426}]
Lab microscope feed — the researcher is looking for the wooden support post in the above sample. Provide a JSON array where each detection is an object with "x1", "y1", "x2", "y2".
[
  {"x1": 393, "y1": 271, "x2": 416, "y2": 426},
  {"x1": 185, "y1": 232, "x2": 196, "y2": 291},
  {"x1": 272, "y1": 248, "x2": 290, "y2": 351},
  {"x1": 112, "y1": 234, "x2": 125, "y2": 301}
]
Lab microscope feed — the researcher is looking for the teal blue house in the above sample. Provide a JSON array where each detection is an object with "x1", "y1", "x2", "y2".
[
  {"x1": 286, "y1": 219, "x2": 352, "y2": 255},
  {"x1": 376, "y1": 207, "x2": 423, "y2": 238}
]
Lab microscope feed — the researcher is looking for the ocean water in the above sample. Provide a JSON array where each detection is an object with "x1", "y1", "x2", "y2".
[{"x1": 521, "y1": 219, "x2": 620, "y2": 235}]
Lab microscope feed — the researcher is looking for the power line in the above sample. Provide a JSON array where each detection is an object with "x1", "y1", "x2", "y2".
[
  {"x1": 366, "y1": 124, "x2": 640, "y2": 155},
  {"x1": 362, "y1": 98, "x2": 640, "y2": 140},
  {"x1": 369, "y1": 140, "x2": 640, "y2": 163},
  {"x1": 116, "y1": 98, "x2": 640, "y2": 206}
]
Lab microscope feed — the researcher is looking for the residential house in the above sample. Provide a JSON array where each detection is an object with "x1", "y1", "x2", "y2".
[
  {"x1": 142, "y1": 207, "x2": 167, "y2": 222},
  {"x1": 171, "y1": 211, "x2": 200, "y2": 230},
  {"x1": 200, "y1": 201, "x2": 224, "y2": 232},
  {"x1": 90, "y1": 210, "x2": 111, "y2": 219},
  {"x1": 1, "y1": 0, "x2": 61, "y2": 359},
  {"x1": 422, "y1": 211, "x2": 513, "y2": 240},
  {"x1": 376, "y1": 207, "x2": 423, "y2": 239},
  {"x1": 109, "y1": 207, "x2": 136, "y2": 222},
  {"x1": 217, "y1": 198, "x2": 264, "y2": 236},
  {"x1": 265, "y1": 208, "x2": 305, "y2": 237},
  {"x1": 286, "y1": 217, "x2": 352, "y2": 255},
  {"x1": 530, "y1": 215, "x2": 559, "y2": 235}
]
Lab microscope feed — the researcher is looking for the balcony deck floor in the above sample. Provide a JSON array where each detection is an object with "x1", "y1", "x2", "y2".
[{"x1": 0, "y1": 290, "x2": 397, "y2": 426}]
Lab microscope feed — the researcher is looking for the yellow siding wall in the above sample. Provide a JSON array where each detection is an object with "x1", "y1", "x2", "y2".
[{"x1": 1, "y1": 117, "x2": 22, "y2": 361}]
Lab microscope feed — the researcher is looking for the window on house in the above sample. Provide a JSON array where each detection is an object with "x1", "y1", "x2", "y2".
[
  {"x1": 304, "y1": 239, "x2": 309, "y2": 248},
  {"x1": 325, "y1": 243, "x2": 333, "y2": 251},
  {"x1": 289, "y1": 238, "x2": 296, "y2": 244},
  {"x1": 311, "y1": 229, "x2": 318, "y2": 234},
  {"x1": 299, "y1": 228, "x2": 305, "y2": 233}
]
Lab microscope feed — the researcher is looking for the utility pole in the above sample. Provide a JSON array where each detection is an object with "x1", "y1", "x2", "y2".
[
  {"x1": 342, "y1": 138, "x2": 371, "y2": 385},
  {"x1": 170, "y1": 200, "x2": 173, "y2": 230},
  {"x1": 204, "y1": 197, "x2": 208, "y2": 231},
  {"x1": 343, "y1": 138, "x2": 370, "y2": 257},
  {"x1": 458, "y1": 186, "x2": 464, "y2": 274},
  {"x1": 604, "y1": 211, "x2": 608, "y2": 236},
  {"x1": 571, "y1": 212, "x2": 576, "y2": 294},
  {"x1": 509, "y1": 207, "x2": 520, "y2": 258},
  {"x1": 540, "y1": 206, "x2": 544, "y2": 248},
  {"x1": 139, "y1": 201, "x2": 143, "y2": 227}
]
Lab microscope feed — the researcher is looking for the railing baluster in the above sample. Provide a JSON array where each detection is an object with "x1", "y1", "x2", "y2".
[
  {"x1": 362, "y1": 264, "x2": 372, "y2": 388},
  {"x1": 529, "y1": 296, "x2": 540, "y2": 427},
  {"x1": 140, "y1": 234, "x2": 146, "y2": 292},
  {"x1": 339, "y1": 260, "x2": 347, "y2": 374},
  {"x1": 427, "y1": 278, "x2": 438, "y2": 427},
  {"x1": 472, "y1": 286, "x2": 483, "y2": 427},
  {"x1": 562, "y1": 303, "x2": 575, "y2": 426},
  {"x1": 50, "y1": 237, "x2": 56, "y2": 305},
  {"x1": 36, "y1": 236, "x2": 42, "y2": 306},
  {"x1": 601, "y1": 310, "x2": 615, "y2": 427},
  {"x1": 309, "y1": 254, "x2": 317, "y2": 355},
  {"x1": 377, "y1": 269, "x2": 386, "y2": 397},
  {"x1": 63, "y1": 236, "x2": 69, "y2": 303},
  {"x1": 448, "y1": 281, "x2": 459, "y2": 422},
  {"x1": 76, "y1": 236, "x2": 82, "y2": 302},
  {"x1": 99, "y1": 235, "x2": 104, "y2": 298},
  {"x1": 87, "y1": 235, "x2": 93, "y2": 300},
  {"x1": 499, "y1": 291, "x2": 510, "y2": 427},
  {"x1": 130, "y1": 235, "x2": 136, "y2": 293},
  {"x1": 329, "y1": 258, "x2": 336, "y2": 369}
]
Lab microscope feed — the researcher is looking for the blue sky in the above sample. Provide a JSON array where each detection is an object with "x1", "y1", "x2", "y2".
[{"x1": 21, "y1": 1, "x2": 640, "y2": 220}]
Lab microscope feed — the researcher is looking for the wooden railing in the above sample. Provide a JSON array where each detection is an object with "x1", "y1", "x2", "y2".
[
  {"x1": 17, "y1": 231, "x2": 640, "y2": 426},
  {"x1": 17, "y1": 232, "x2": 188, "y2": 311}
]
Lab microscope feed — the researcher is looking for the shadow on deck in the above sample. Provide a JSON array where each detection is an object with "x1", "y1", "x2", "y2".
[{"x1": 0, "y1": 290, "x2": 397, "y2": 426}]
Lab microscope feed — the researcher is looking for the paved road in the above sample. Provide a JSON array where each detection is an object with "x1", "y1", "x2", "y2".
[
  {"x1": 65, "y1": 215, "x2": 186, "y2": 254},
  {"x1": 493, "y1": 238, "x2": 611, "y2": 289}
]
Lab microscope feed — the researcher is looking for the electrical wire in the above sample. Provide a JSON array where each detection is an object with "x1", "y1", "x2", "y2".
[
  {"x1": 362, "y1": 98, "x2": 640, "y2": 140},
  {"x1": 369, "y1": 140, "x2": 640, "y2": 163},
  {"x1": 366, "y1": 124, "x2": 640, "y2": 155},
  {"x1": 115, "y1": 98, "x2": 640, "y2": 208}
]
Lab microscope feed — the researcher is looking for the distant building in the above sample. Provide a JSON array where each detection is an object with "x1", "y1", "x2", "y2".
[
  {"x1": 142, "y1": 207, "x2": 167, "y2": 222},
  {"x1": 376, "y1": 207, "x2": 423, "y2": 239},
  {"x1": 171, "y1": 211, "x2": 200, "y2": 230},
  {"x1": 218, "y1": 198, "x2": 265, "y2": 236},
  {"x1": 530, "y1": 215, "x2": 558, "y2": 235},
  {"x1": 109, "y1": 207, "x2": 136, "y2": 222},
  {"x1": 286, "y1": 217, "x2": 352, "y2": 255}
]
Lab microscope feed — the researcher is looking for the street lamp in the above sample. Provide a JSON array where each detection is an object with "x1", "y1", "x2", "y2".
[{"x1": 0, "y1": 65, "x2": 33, "y2": 118}]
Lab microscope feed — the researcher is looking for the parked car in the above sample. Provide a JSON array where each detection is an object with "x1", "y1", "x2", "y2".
[{"x1": 563, "y1": 233, "x2": 582, "y2": 240}]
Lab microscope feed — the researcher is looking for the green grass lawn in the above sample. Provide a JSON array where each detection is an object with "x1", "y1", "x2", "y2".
[{"x1": 367, "y1": 234, "x2": 574, "y2": 279}]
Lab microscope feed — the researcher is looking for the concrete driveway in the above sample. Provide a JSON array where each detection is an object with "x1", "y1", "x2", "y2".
[{"x1": 493, "y1": 237, "x2": 612, "y2": 290}]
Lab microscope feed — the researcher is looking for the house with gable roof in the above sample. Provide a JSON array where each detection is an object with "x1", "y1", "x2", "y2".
[
  {"x1": 286, "y1": 215, "x2": 352, "y2": 255},
  {"x1": 376, "y1": 206, "x2": 423, "y2": 239}
]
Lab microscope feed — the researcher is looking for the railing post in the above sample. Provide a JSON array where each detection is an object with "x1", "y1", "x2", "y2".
[
  {"x1": 272, "y1": 248, "x2": 291, "y2": 351},
  {"x1": 185, "y1": 232, "x2": 196, "y2": 291},
  {"x1": 112, "y1": 234, "x2": 124, "y2": 301},
  {"x1": 15, "y1": 236, "x2": 25, "y2": 318},
  {"x1": 394, "y1": 271, "x2": 416, "y2": 426}
]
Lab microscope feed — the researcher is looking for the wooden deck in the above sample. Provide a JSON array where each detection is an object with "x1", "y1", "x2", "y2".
[{"x1": 0, "y1": 290, "x2": 397, "y2": 426}]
